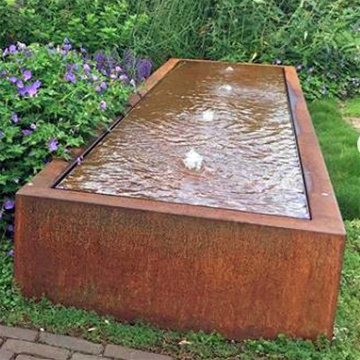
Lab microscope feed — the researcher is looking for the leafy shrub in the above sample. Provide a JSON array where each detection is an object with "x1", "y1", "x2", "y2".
[
  {"x1": 0, "y1": 0, "x2": 149, "y2": 53},
  {"x1": 208, "y1": 0, "x2": 360, "y2": 100},
  {"x1": 0, "y1": 40, "x2": 152, "y2": 239},
  {"x1": 129, "y1": 0, "x2": 360, "y2": 100},
  {"x1": 2, "y1": 0, "x2": 359, "y2": 100}
]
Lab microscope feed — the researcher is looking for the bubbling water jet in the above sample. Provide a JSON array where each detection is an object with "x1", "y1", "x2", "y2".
[
  {"x1": 183, "y1": 149, "x2": 203, "y2": 171},
  {"x1": 220, "y1": 84, "x2": 233, "y2": 92},
  {"x1": 202, "y1": 109, "x2": 215, "y2": 121}
]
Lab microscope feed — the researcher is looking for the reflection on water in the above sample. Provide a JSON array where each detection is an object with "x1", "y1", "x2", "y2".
[{"x1": 57, "y1": 61, "x2": 310, "y2": 219}]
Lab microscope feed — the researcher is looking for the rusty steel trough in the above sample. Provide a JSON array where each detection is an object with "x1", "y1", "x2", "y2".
[{"x1": 15, "y1": 59, "x2": 346, "y2": 340}]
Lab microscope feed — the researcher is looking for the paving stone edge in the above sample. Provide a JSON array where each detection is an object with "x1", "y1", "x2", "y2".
[{"x1": 0, "y1": 325, "x2": 173, "y2": 360}]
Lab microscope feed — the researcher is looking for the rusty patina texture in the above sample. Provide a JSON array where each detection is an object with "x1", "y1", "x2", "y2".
[{"x1": 15, "y1": 59, "x2": 345, "y2": 340}]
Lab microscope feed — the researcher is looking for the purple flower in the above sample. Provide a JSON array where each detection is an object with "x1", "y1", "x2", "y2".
[
  {"x1": 274, "y1": 58, "x2": 282, "y2": 65},
  {"x1": 7, "y1": 224, "x2": 14, "y2": 233},
  {"x1": 3, "y1": 199, "x2": 15, "y2": 210},
  {"x1": 136, "y1": 59, "x2": 152, "y2": 82},
  {"x1": 115, "y1": 66, "x2": 122, "y2": 72},
  {"x1": 80, "y1": 47, "x2": 87, "y2": 54},
  {"x1": 95, "y1": 86, "x2": 102, "y2": 93},
  {"x1": 2, "y1": 48, "x2": 9, "y2": 58},
  {"x1": 91, "y1": 75, "x2": 98, "y2": 82},
  {"x1": 7, "y1": 249, "x2": 14, "y2": 257},
  {"x1": 8, "y1": 76, "x2": 17, "y2": 84},
  {"x1": 1, "y1": 70, "x2": 8, "y2": 77},
  {"x1": 17, "y1": 79, "x2": 24, "y2": 89},
  {"x1": 48, "y1": 137, "x2": 59, "y2": 152},
  {"x1": 11, "y1": 113, "x2": 19, "y2": 124},
  {"x1": 23, "y1": 70, "x2": 32, "y2": 81},
  {"x1": 100, "y1": 100, "x2": 107, "y2": 111},
  {"x1": 119, "y1": 74, "x2": 129, "y2": 83},
  {"x1": 22, "y1": 129, "x2": 33, "y2": 136},
  {"x1": 30, "y1": 123, "x2": 37, "y2": 130},
  {"x1": 94, "y1": 52, "x2": 105, "y2": 63},
  {"x1": 18, "y1": 86, "x2": 28, "y2": 96},
  {"x1": 26, "y1": 80, "x2": 41, "y2": 97},
  {"x1": 17, "y1": 42, "x2": 26, "y2": 50},
  {"x1": 83, "y1": 64, "x2": 91, "y2": 73},
  {"x1": 100, "y1": 82, "x2": 107, "y2": 90},
  {"x1": 9, "y1": 44, "x2": 17, "y2": 53},
  {"x1": 296, "y1": 64, "x2": 303, "y2": 72},
  {"x1": 94, "y1": 52, "x2": 105, "y2": 69},
  {"x1": 65, "y1": 71, "x2": 77, "y2": 84},
  {"x1": 63, "y1": 38, "x2": 72, "y2": 51}
]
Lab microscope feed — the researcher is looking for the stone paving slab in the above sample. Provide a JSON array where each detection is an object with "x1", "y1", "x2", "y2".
[
  {"x1": 2, "y1": 339, "x2": 70, "y2": 360},
  {"x1": 105, "y1": 344, "x2": 173, "y2": 360},
  {"x1": 39, "y1": 332, "x2": 103, "y2": 355},
  {"x1": 0, "y1": 325, "x2": 173, "y2": 360},
  {"x1": 17, "y1": 356, "x2": 53, "y2": 360},
  {"x1": 0, "y1": 348, "x2": 14, "y2": 360},
  {"x1": 71, "y1": 354, "x2": 105, "y2": 360},
  {"x1": 0, "y1": 326, "x2": 38, "y2": 342}
]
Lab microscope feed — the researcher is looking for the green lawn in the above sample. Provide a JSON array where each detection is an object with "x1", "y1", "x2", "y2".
[
  {"x1": 343, "y1": 97, "x2": 360, "y2": 118},
  {"x1": 309, "y1": 99, "x2": 360, "y2": 220},
  {"x1": 1, "y1": 98, "x2": 360, "y2": 360}
]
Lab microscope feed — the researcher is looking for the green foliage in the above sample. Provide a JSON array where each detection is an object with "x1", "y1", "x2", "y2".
[
  {"x1": 0, "y1": 42, "x2": 132, "y2": 231},
  {"x1": 309, "y1": 99, "x2": 360, "y2": 220},
  {"x1": 0, "y1": 0, "x2": 148, "y2": 53},
  {"x1": 130, "y1": 0, "x2": 360, "y2": 100},
  {"x1": 129, "y1": 0, "x2": 212, "y2": 65},
  {"x1": 1, "y1": 220, "x2": 360, "y2": 359},
  {"x1": 1, "y1": 0, "x2": 359, "y2": 100}
]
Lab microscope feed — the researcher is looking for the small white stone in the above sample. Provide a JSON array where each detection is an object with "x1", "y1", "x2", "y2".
[
  {"x1": 183, "y1": 149, "x2": 203, "y2": 171},
  {"x1": 225, "y1": 66, "x2": 234, "y2": 72}
]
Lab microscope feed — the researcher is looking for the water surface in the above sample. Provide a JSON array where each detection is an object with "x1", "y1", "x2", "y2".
[{"x1": 58, "y1": 61, "x2": 310, "y2": 219}]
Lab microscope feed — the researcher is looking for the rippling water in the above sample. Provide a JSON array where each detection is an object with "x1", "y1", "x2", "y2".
[{"x1": 58, "y1": 61, "x2": 310, "y2": 219}]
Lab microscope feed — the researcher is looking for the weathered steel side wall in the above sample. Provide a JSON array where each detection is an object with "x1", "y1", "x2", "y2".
[{"x1": 15, "y1": 192, "x2": 345, "y2": 340}]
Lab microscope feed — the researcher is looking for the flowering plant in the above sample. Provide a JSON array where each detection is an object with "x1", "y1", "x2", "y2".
[{"x1": 0, "y1": 40, "x2": 152, "y2": 245}]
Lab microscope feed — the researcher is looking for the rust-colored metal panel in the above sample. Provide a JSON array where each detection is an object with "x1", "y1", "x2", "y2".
[{"x1": 15, "y1": 59, "x2": 346, "y2": 340}]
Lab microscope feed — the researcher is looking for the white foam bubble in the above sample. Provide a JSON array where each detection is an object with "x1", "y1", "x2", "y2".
[
  {"x1": 202, "y1": 109, "x2": 215, "y2": 121},
  {"x1": 183, "y1": 149, "x2": 203, "y2": 171},
  {"x1": 219, "y1": 84, "x2": 233, "y2": 92}
]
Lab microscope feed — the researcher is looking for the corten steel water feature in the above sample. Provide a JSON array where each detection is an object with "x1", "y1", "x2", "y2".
[{"x1": 15, "y1": 59, "x2": 346, "y2": 341}]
